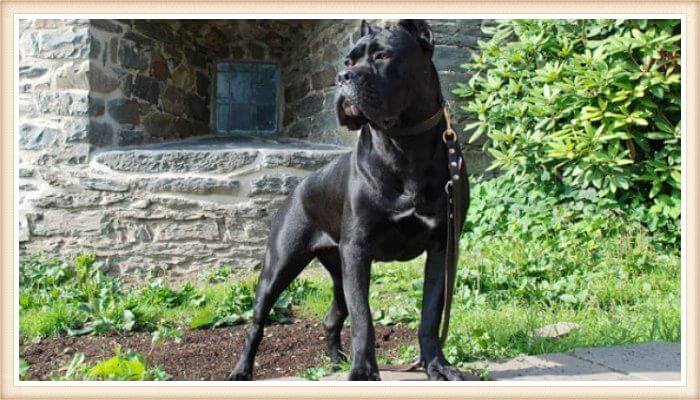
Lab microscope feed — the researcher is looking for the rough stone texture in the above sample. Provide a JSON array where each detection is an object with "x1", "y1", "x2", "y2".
[
  {"x1": 21, "y1": 133, "x2": 349, "y2": 275},
  {"x1": 19, "y1": 18, "x2": 493, "y2": 278}
]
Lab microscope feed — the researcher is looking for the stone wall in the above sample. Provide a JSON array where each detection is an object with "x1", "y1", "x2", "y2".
[
  {"x1": 89, "y1": 20, "x2": 212, "y2": 146},
  {"x1": 18, "y1": 19, "x2": 492, "y2": 278}
]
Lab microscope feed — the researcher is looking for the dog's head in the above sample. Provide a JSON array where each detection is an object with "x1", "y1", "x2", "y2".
[{"x1": 335, "y1": 19, "x2": 440, "y2": 131}]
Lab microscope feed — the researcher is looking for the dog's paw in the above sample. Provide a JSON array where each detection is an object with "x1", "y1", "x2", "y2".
[
  {"x1": 227, "y1": 369, "x2": 253, "y2": 381},
  {"x1": 348, "y1": 362, "x2": 381, "y2": 381},
  {"x1": 425, "y1": 358, "x2": 480, "y2": 381}
]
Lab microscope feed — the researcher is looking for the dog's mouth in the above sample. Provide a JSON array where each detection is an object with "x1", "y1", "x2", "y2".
[
  {"x1": 337, "y1": 96, "x2": 399, "y2": 131},
  {"x1": 336, "y1": 97, "x2": 368, "y2": 131}
]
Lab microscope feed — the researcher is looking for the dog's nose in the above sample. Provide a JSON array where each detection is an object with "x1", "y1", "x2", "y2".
[{"x1": 336, "y1": 69, "x2": 355, "y2": 85}]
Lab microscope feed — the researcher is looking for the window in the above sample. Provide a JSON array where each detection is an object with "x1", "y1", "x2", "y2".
[{"x1": 214, "y1": 62, "x2": 278, "y2": 135}]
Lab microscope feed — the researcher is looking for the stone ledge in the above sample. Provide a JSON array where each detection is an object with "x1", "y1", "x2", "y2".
[{"x1": 92, "y1": 135, "x2": 350, "y2": 175}]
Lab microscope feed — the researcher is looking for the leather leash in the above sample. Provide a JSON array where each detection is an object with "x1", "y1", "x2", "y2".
[{"x1": 378, "y1": 106, "x2": 464, "y2": 372}]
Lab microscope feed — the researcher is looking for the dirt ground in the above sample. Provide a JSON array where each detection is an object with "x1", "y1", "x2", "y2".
[{"x1": 22, "y1": 318, "x2": 417, "y2": 381}]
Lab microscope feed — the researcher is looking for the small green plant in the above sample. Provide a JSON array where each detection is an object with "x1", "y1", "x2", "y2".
[
  {"x1": 52, "y1": 347, "x2": 171, "y2": 381},
  {"x1": 300, "y1": 365, "x2": 333, "y2": 381},
  {"x1": 87, "y1": 347, "x2": 148, "y2": 381},
  {"x1": 149, "y1": 322, "x2": 183, "y2": 355},
  {"x1": 19, "y1": 358, "x2": 30, "y2": 380},
  {"x1": 52, "y1": 353, "x2": 88, "y2": 381},
  {"x1": 189, "y1": 278, "x2": 320, "y2": 329},
  {"x1": 198, "y1": 265, "x2": 233, "y2": 283}
]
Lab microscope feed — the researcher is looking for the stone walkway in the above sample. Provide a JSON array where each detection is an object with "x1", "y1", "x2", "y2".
[{"x1": 271, "y1": 342, "x2": 681, "y2": 381}]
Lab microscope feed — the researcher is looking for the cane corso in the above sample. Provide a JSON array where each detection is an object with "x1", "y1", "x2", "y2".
[{"x1": 228, "y1": 19, "x2": 470, "y2": 381}]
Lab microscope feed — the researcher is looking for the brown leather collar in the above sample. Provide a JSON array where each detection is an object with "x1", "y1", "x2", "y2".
[{"x1": 382, "y1": 107, "x2": 445, "y2": 137}]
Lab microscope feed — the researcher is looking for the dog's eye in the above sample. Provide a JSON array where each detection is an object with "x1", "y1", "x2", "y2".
[
  {"x1": 344, "y1": 58, "x2": 354, "y2": 67},
  {"x1": 374, "y1": 52, "x2": 391, "y2": 60}
]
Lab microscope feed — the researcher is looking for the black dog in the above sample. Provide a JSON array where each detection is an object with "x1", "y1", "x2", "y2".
[{"x1": 228, "y1": 19, "x2": 471, "y2": 381}]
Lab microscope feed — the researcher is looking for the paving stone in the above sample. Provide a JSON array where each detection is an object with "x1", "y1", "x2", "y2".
[
  {"x1": 471, "y1": 353, "x2": 636, "y2": 381},
  {"x1": 570, "y1": 342, "x2": 681, "y2": 381}
]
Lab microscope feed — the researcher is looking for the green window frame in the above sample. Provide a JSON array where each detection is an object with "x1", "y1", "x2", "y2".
[{"x1": 213, "y1": 61, "x2": 278, "y2": 135}]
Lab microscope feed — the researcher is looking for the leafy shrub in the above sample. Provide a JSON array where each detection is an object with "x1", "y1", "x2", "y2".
[
  {"x1": 460, "y1": 173, "x2": 679, "y2": 306},
  {"x1": 454, "y1": 19, "x2": 681, "y2": 243}
]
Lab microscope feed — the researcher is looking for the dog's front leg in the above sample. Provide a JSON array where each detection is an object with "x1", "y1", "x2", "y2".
[
  {"x1": 340, "y1": 240, "x2": 380, "y2": 381},
  {"x1": 419, "y1": 243, "x2": 479, "y2": 381}
]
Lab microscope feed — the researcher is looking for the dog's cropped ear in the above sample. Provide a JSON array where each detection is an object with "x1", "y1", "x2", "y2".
[
  {"x1": 397, "y1": 19, "x2": 434, "y2": 52},
  {"x1": 360, "y1": 19, "x2": 379, "y2": 36}
]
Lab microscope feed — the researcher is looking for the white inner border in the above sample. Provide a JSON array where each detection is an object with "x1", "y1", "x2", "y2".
[{"x1": 13, "y1": 13, "x2": 687, "y2": 388}]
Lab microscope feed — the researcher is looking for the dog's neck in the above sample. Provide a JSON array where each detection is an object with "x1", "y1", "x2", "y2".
[{"x1": 360, "y1": 102, "x2": 447, "y2": 186}]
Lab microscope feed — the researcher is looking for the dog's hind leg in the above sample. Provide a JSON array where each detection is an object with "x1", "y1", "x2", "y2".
[
  {"x1": 227, "y1": 210, "x2": 314, "y2": 381},
  {"x1": 316, "y1": 248, "x2": 348, "y2": 367}
]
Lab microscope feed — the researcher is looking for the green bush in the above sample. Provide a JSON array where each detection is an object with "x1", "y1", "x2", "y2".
[{"x1": 454, "y1": 19, "x2": 680, "y2": 242}]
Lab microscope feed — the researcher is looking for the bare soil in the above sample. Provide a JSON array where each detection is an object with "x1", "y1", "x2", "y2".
[{"x1": 21, "y1": 318, "x2": 416, "y2": 381}]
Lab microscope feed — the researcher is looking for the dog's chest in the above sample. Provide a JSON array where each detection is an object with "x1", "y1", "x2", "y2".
[{"x1": 386, "y1": 184, "x2": 443, "y2": 228}]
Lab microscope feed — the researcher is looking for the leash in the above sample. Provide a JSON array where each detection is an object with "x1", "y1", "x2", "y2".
[{"x1": 378, "y1": 106, "x2": 464, "y2": 372}]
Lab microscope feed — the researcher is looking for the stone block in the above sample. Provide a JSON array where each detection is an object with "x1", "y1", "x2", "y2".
[
  {"x1": 19, "y1": 123, "x2": 59, "y2": 150},
  {"x1": 80, "y1": 177, "x2": 130, "y2": 192},
  {"x1": 142, "y1": 112, "x2": 176, "y2": 138},
  {"x1": 94, "y1": 148, "x2": 259, "y2": 174},
  {"x1": 31, "y1": 192, "x2": 117, "y2": 209},
  {"x1": 107, "y1": 98, "x2": 140, "y2": 124},
  {"x1": 154, "y1": 220, "x2": 220, "y2": 242},
  {"x1": 295, "y1": 92, "x2": 325, "y2": 119},
  {"x1": 19, "y1": 65, "x2": 48, "y2": 79},
  {"x1": 54, "y1": 60, "x2": 89, "y2": 90},
  {"x1": 170, "y1": 64, "x2": 195, "y2": 91},
  {"x1": 311, "y1": 66, "x2": 336, "y2": 90},
  {"x1": 117, "y1": 127, "x2": 145, "y2": 146},
  {"x1": 31, "y1": 210, "x2": 105, "y2": 237},
  {"x1": 88, "y1": 95, "x2": 105, "y2": 117},
  {"x1": 185, "y1": 46, "x2": 207, "y2": 69},
  {"x1": 185, "y1": 94, "x2": 208, "y2": 122},
  {"x1": 162, "y1": 85, "x2": 188, "y2": 115},
  {"x1": 261, "y1": 149, "x2": 347, "y2": 170},
  {"x1": 37, "y1": 26, "x2": 90, "y2": 58},
  {"x1": 133, "y1": 21, "x2": 176, "y2": 43},
  {"x1": 34, "y1": 91, "x2": 89, "y2": 116},
  {"x1": 433, "y1": 45, "x2": 470, "y2": 72},
  {"x1": 123, "y1": 31, "x2": 153, "y2": 48},
  {"x1": 132, "y1": 74, "x2": 161, "y2": 104},
  {"x1": 118, "y1": 40, "x2": 148, "y2": 71},
  {"x1": 87, "y1": 121, "x2": 114, "y2": 147},
  {"x1": 140, "y1": 177, "x2": 241, "y2": 195},
  {"x1": 87, "y1": 66, "x2": 119, "y2": 93},
  {"x1": 151, "y1": 60, "x2": 169, "y2": 81},
  {"x1": 91, "y1": 19, "x2": 123, "y2": 33},
  {"x1": 63, "y1": 118, "x2": 90, "y2": 143},
  {"x1": 250, "y1": 174, "x2": 302, "y2": 196}
]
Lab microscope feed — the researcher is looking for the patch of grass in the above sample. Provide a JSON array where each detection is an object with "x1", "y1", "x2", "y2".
[{"x1": 19, "y1": 255, "x2": 323, "y2": 344}]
